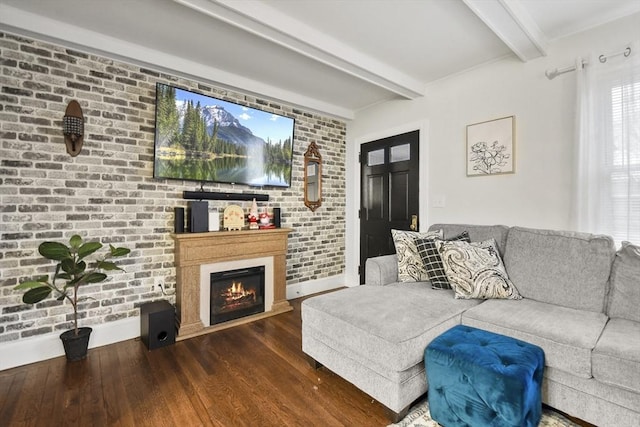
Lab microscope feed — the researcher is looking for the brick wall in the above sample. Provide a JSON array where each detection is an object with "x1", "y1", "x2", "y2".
[{"x1": 0, "y1": 32, "x2": 346, "y2": 343}]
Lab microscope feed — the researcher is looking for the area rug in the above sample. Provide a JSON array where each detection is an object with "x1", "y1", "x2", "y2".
[{"x1": 388, "y1": 400, "x2": 580, "y2": 427}]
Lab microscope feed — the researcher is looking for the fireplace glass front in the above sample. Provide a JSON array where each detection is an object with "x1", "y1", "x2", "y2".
[{"x1": 210, "y1": 266, "x2": 265, "y2": 325}]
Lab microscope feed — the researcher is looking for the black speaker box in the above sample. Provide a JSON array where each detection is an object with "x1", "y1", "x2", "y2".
[
  {"x1": 140, "y1": 300, "x2": 176, "y2": 350},
  {"x1": 174, "y1": 207, "x2": 185, "y2": 233},
  {"x1": 273, "y1": 207, "x2": 281, "y2": 228},
  {"x1": 188, "y1": 201, "x2": 209, "y2": 233}
]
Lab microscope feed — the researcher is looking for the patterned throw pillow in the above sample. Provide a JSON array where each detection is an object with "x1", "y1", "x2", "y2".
[
  {"x1": 416, "y1": 231, "x2": 470, "y2": 290},
  {"x1": 392, "y1": 229, "x2": 443, "y2": 282},
  {"x1": 437, "y1": 239, "x2": 522, "y2": 300}
]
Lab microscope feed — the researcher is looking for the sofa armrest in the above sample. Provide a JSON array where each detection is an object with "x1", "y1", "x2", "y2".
[{"x1": 365, "y1": 254, "x2": 398, "y2": 286}]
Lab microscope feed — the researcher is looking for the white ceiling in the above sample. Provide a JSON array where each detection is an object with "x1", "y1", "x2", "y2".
[{"x1": 1, "y1": 0, "x2": 639, "y2": 119}]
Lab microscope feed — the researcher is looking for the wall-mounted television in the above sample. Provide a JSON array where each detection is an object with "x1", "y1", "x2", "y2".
[{"x1": 153, "y1": 83, "x2": 295, "y2": 187}]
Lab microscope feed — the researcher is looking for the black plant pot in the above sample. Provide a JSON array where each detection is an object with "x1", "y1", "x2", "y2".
[{"x1": 59, "y1": 327, "x2": 92, "y2": 362}]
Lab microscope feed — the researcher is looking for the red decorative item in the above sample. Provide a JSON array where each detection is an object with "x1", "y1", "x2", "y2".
[{"x1": 259, "y1": 209, "x2": 275, "y2": 229}]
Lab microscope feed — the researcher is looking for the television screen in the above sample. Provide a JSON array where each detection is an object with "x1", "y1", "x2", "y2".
[{"x1": 153, "y1": 83, "x2": 294, "y2": 187}]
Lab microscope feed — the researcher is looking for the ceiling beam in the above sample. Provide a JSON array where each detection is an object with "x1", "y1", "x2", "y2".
[
  {"x1": 173, "y1": 0, "x2": 425, "y2": 99},
  {"x1": 463, "y1": 0, "x2": 547, "y2": 61}
]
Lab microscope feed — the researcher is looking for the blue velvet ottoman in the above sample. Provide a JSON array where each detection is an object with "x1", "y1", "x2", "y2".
[{"x1": 425, "y1": 325, "x2": 545, "y2": 427}]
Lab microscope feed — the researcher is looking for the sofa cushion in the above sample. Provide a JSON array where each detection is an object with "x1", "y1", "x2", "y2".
[
  {"x1": 429, "y1": 224, "x2": 510, "y2": 256},
  {"x1": 592, "y1": 318, "x2": 640, "y2": 394},
  {"x1": 438, "y1": 239, "x2": 522, "y2": 300},
  {"x1": 607, "y1": 242, "x2": 640, "y2": 322},
  {"x1": 503, "y1": 227, "x2": 615, "y2": 312},
  {"x1": 301, "y1": 284, "x2": 482, "y2": 373},
  {"x1": 391, "y1": 229, "x2": 443, "y2": 282},
  {"x1": 461, "y1": 298, "x2": 608, "y2": 378},
  {"x1": 416, "y1": 231, "x2": 470, "y2": 290}
]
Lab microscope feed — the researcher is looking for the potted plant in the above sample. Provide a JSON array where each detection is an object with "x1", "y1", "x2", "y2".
[{"x1": 14, "y1": 235, "x2": 130, "y2": 361}]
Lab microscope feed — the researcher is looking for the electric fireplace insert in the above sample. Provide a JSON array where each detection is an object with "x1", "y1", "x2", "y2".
[{"x1": 210, "y1": 266, "x2": 265, "y2": 325}]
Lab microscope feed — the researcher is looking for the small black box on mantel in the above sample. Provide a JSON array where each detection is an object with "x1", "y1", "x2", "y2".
[
  {"x1": 188, "y1": 201, "x2": 208, "y2": 232},
  {"x1": 174, "y1": 207, "x2": 185, "y2": 233},
  {"x1": 140, "y1": 300, "x2": 175, "y2": 350},
  {"x1": 273, "y1": 207, "x2": 281, "y2": 228}
]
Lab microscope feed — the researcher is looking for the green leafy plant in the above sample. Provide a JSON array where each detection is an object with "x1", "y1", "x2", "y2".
[{"x1": 14, "y1": 235, "x2": 131, "y2": 336}]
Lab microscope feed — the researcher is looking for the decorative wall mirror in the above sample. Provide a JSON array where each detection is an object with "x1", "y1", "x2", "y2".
[{"x1": 304, "y1": 141, "x2": 322, "y2": 212}]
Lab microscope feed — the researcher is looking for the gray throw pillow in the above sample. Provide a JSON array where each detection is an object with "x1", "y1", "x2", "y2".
[{"x1": 416, "y1": 231, "x2": 470, "y2": 290}]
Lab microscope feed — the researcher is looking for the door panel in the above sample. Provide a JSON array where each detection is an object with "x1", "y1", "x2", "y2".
[
  {"x1": 366, "y1": 174, "x2": 385, "y2": 220},
  {"x1": 360, "y1": 130, "x2": 420, "y2": 283},
  {"x1": 389, "y1": 171, "x2": 409, "y2": 221}
]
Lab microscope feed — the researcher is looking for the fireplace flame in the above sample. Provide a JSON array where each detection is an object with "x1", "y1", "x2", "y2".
[{"x1": 228, "y1": 281, "x2": 255, "y2": 301}]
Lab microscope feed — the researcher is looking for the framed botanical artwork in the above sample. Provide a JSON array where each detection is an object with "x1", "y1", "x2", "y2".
[{"x1": 466, "y1": 116, "x2": 515, "y2": 176}]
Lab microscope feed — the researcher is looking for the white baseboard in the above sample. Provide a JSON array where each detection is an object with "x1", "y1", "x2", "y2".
[
  {"x1": 2, "y1": 275, "x2": 351, "y2": 371},
  {"x1": 0, "y1": 317, "x2": 141, "y2": 371},
  {"x1": 286, "y1": 274, "x2": 346, "y2": 300}
]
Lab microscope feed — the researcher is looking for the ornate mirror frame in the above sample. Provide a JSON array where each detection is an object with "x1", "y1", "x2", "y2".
[{"x1": 304, "y1": 141, "x2": 322, "y2": 212}]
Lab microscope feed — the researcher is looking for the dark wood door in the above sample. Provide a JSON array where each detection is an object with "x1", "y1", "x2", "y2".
[{"x1": 359, "y1": 130, "x2": 420, "y2": 283}]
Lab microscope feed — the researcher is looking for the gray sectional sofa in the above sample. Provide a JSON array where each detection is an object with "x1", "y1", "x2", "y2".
[{"x1": 301, "y1": 224, "x2": 640, "y2": 426}]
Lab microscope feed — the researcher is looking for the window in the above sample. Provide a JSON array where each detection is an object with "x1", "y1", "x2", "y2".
[
  {"x1": 390, "y1": 144, "x2": 411, "y2": 163},
  {"x1": 607, "y1": 80, "x2": 640, "y2": 242},
  {"x1": 574, "y1": 44, "x2": 640, "y2": 244},
  {"x1": 367, "y1": 149, "x2": 384, "y2": 166}
]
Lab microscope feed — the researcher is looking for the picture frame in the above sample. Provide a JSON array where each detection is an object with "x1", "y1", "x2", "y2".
[{"x1": 466, "y1": 116, "x2": 515, "y2": 176}]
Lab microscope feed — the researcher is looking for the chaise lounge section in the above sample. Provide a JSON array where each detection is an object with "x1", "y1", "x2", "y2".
[{"x1": 301, "y1": 224, "x2": 640, "y2": 426}]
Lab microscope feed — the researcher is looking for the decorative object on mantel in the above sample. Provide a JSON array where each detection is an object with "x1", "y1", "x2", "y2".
[
  {"x1": 259, "y1": 206, "x2": 275, "y2": 229},
  {"x1": 223, "y1": 204, "x2": 245, "y2": 230},
  {"x1": 304, "y1": 141, "x2": 322, "y2": 211},
  {"x1": 208, "y1": 208, "x2": 220, "y2": 232},
  {"x1": 466, "y1": 116, "x2": 515, "y2": 176},
  {"x1": 62, "y1": 100, "x2": 84, "y2": 157},
  {"x1": 13, "y1": 235, "x2": 130, "y2": 361},
  {"x1": 248, "y1": 198, "x2": 259, "y2": 230}
]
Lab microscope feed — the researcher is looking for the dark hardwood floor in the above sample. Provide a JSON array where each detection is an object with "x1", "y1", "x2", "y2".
[
  {"x1": 0, "y1": 296, "x2": 390, "y2": 426},
  {"x1": 0, "y1": 295, "x2": 594, "y2": 427}
]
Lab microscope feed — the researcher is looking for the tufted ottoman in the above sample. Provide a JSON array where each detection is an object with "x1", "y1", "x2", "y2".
[{"x1": 425, "y1": 325, "x2": 545, "y2": 427}]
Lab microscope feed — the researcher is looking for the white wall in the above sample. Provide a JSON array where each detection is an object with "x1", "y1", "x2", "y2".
[{"x1": 344, "y1": 13, "x2": 640, "y2": 285}]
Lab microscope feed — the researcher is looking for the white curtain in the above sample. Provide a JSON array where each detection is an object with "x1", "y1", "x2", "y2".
[{"x1": 573, "y1": 41, "x2": 640, "y2": 244}]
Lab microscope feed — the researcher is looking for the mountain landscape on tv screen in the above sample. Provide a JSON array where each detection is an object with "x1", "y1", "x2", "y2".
[
  {"x1": 175, "y1": 101, "x2": 266, "y2": 149},
  {"x1": 153, "y1": 84, "x2": 293, "y2": 187}
]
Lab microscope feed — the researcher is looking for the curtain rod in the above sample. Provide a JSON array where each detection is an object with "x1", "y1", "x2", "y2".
[{"x1": 545, "y1": 46, "x2": 632, "y2": 80}]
